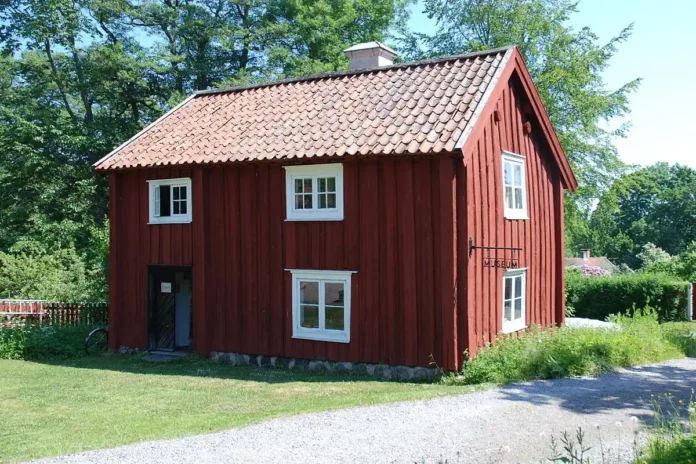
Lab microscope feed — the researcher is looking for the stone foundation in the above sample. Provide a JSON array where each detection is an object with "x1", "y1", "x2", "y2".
[
  {"x1": 210, "y1": 351, "x2": 441, "y2": 382},
  {"x1": 118, "y1": 346, "x2": 143, "y2": 355}
]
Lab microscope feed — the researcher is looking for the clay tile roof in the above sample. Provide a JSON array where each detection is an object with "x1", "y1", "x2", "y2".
[{"x1": 95, "y1": 46, "x2": 514, "y2": 171}]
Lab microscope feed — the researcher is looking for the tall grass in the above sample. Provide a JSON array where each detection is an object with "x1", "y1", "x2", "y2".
[
  {"x1": 636, "y1": 393, "x2": 696, "y2": 464},
  {"x1": 0, "y1": 323, "x2": 87, "y2": 359},
  {"x1": 454, "y1": 310, "x2": 694, "y2": 385}
]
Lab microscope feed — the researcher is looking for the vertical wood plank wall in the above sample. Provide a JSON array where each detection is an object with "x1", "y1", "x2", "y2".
[
  {"x1": 108, "y1": 157, "x2": 460, "y2": 369},
  {"x1": 461, "y1": 77, "x2": 565, "y2": 358}
]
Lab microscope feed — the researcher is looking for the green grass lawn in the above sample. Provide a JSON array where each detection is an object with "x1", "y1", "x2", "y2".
[{"x1": 0, "y1": 355, "x2": 478, "y2": 463}]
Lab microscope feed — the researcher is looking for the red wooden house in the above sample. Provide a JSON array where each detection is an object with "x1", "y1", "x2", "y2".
[{"x1": 95, "y1": 43, "x2": 577, "y2": 372}]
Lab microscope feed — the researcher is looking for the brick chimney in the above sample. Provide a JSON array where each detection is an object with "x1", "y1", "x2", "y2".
[{"x1": 343, "y1": 42, "x2": 397, "y2": 70}]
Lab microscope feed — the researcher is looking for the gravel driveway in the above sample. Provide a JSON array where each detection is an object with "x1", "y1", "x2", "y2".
[{"x1": 31, "y1": 358, "x2": 696, "y2": 464}]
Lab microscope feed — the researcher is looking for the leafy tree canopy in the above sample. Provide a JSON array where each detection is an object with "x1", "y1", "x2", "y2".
[{"x1": 570, "y1": 163, "x2": 696, "y2": 268}]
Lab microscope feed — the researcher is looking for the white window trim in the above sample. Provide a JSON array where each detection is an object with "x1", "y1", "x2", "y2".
[
  {"x1": 287, "y1": 269, "x2": 355, "y2": 343},
  {"x1": 284, "y1": 164, "x2": 344, "y2": 221},
  {"x1": 502, "y1": 268, "x2": 527, "y2": 334},
  {"x1": 147, "y1": 178, "x2": 192, "y2": 224},
  {"x1": 502, "y1": 151, "x2": 529, "y2": 220}
]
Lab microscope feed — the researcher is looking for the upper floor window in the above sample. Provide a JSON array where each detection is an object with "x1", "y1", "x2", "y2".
[
  {"x1": 502, "y1": 268, "x2": 527, "y2": 334},
  {"x1": 148, "y1": 178, "x2": 192, "y2": 224},
  {"x1": 502, "y1": 152, "x2": 528, "y2": 220},
  {"x1": 289, "y1": 269, "x2": 353, "y2": 343},
  {"x1": 284, "y1": 164, "x2": 343, "y2": 221}
]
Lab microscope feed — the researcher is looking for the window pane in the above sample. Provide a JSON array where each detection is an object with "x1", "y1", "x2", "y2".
[
  {"x1": 173, "y1": 201, "x2": 180, "y2": 215},
  {"x1": 514, "y1": 188, "x2": 523, "y2": 210},
  {"x1": 328, "y1": 177, "x2": 336, "y2": 192},
  {"x1": 173, "y1": 187, "x2": 180, "y2": 201},
  {"x1": 300, "y1": 305, "x2": 319, "y2": 328},
  {"x1": 503, "y1": 162, "x2": 512, "y2": 186},
  {"x1": 179, "y1": 201, "x2": 187, "y2": 215},
  {"x1": 514, "y1": 164, "x2": 522, "y2": 187},
  {"x1": 325, "y1": 306, "x2": 344, "y2": 330},
  {"x1": 514, "y1": 276, "x2": 522, "y2": 298},
  {"x1": 504, "y1": 278, "x2": 512, "y2": 300},
  {"x1": 304, "y1": 194, "x2": 313, "y2": 209},
  {"x1": 180, "y1": 187, "x2": 187, "y2": 200},
  {"x1": 504, "y1": 300, "x2": 512, "y2": 322},
  {"x1": 325, "y1": 282, "x2": 344, "y2": 306},
  {"x1": 514, "y1": 298, "x2": 522, "y2": 320},
  {"x1": 318, "y1": 177, "x2": 326, "y2": 193},
  {"x1": 294, "y1": 179, "x2": 303, "y2": 194},
  {"x1": 303, "y1": 178, "x2": 312, "y2": 193},
  {"x1": 505, "y1": 186, "x2": 513, "y2": 209},
  {"x1": 318, "y1": 194, "x2": 326, "y2": 209},
  {"x1": 327, "y1": 193, "x2": 336, "y2": 208},
  {"x1": 154, "y1": 186, "x2": 161, "y2": 216},
  {"x1": 300, "y1": 281, "x2": 319, "y2": 304},
  {"x1": 160, "y1": 185, "x2": 171, "y2": 216},
  {"x1": 295, "y1": 194, "x2": 304, "y2": 209}
]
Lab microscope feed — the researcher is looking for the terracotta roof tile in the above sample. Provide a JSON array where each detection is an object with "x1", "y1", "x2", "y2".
[{"x1": 95, "y1": 47, "x2": 511, "y2": 170}]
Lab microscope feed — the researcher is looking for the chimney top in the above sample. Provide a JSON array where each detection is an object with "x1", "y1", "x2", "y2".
[
  {"x1": 343, "y1": 42, "x2": 397, "y2": 70},
  {"x1": 581, "y1": 248, "x2": 591, "y2": 260}
]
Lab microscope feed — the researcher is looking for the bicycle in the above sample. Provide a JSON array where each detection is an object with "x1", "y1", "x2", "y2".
[{"x1": 85, "y1": 326, "x2": 108, "y2": 355}]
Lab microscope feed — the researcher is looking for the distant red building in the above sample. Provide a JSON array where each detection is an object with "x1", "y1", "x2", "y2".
[{"x1": 96, "y1": 43, "x2": 577, "y2": 371}]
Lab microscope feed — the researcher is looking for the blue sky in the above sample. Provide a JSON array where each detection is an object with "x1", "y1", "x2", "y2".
[{"x1": 408, "y1": 0, "x2": 696, "y2": 169}]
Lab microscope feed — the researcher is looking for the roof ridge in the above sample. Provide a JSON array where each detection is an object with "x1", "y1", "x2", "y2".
[{"x1": 195, "y1": 45, "x2": 515, "y2": 97}]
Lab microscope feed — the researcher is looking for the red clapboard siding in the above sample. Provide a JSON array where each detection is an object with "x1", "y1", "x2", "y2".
[
  {"x1": 107, "y1": 158, "x2": 459, "y2": 369},
  {"x1": 461, "y1": 75, "x2": 565, "y2": 358}
]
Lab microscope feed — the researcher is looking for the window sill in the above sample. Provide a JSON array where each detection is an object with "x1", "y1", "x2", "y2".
[
  {"x1": 292, "y1": 332, "x2": 350, "y2": 344},
  {"x1": 504, "y1": 215, "x2": 529, "y2": 221},
  {"x1": 501, "y1": 323, "x2": 527, "y2": 334},
  {"x1": 285, "y1": 217, "x2": 344, "y2": 222},
  {"x1": 148, "y1": 219, "x2": 192, "y2": 225}
]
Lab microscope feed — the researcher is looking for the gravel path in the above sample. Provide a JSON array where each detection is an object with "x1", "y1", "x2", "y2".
[{"x1": 31, "y1": 358, "x2": 696, "y2": 464}]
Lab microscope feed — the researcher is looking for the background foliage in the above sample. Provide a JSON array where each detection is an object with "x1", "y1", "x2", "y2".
[
  {"x1": 0, "y1": 0, "x2": 690, "y2": 299},
  {"x1": 0, "y1": 0, "x2": 412, "y2": 299}
]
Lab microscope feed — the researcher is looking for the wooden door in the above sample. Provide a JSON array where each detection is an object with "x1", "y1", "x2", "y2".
[{"x1": 149, "y1": 268, "x2": 176, "y2": 351}]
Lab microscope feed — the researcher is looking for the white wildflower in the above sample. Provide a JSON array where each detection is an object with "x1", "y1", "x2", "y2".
[
  {"x1": 615, "y1": 421, "x2": 622, "y2": 427},
  {"x1": 503, "y1": 446, "x2": 511, "y2": 453},
  {"x1": 594, "y1": 423, "x2": 601, "y2": 429},
  {"x1": 630, "y1": 416, "x2": 639, "y2": 423}
]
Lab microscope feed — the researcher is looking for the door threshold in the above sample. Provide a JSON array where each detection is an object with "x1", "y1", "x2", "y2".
[{"x1": 150, "y1": 350, "x2": 189, "y2": 358}]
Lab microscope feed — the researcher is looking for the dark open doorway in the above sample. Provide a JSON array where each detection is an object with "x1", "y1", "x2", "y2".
[{"x1": 148, "y1": 266, "x2": 192, "y2": 352}]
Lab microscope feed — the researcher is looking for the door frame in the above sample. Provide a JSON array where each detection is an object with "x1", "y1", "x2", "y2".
[{"x1": 147, "y1": 265, "x2": 193, "y2": 351}]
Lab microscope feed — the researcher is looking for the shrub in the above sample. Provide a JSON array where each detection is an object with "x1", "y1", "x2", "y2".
[
  {"x1": 0, "y1": 324, "x2": 87, "y2": 360},
  {"x1": 567, "y1": 264, "x2": 611, "y2": 277},
  {"x1": 456, "y1": 310, "x2": 687, "y2": 385},
  {"x1": 566, "y1": 272, "x2": 689, "y2": 322}
]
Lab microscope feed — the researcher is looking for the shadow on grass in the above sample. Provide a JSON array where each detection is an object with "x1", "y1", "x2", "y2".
[
  {"x1": 27, "y1": 353, "x2": 419, "y2": 385},
  {"x1": 496, "y1": 360, "x2": 696, "y2": 425}
]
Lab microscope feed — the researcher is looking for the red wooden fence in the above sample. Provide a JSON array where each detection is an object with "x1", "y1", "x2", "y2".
[{"x1": 0, "y1": 300, "x2": 108, "y2": 327}]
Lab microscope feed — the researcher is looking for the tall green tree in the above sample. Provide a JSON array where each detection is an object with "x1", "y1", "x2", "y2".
[{"x1": 576, "y1": 163, "x2": 696, "y2": 268}]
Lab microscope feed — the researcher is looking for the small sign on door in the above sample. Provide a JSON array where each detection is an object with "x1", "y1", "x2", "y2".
[{"x1": 161, "y1": 282, "x2": 172, "y2": 293}]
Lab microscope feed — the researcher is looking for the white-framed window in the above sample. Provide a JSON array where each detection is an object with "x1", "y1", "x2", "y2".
[
  {"x1": 502, "y1": 151, "x2": 528, "y2": 220},
  {"x1": 289, "y1": 269, "x2": 354, "y2": 343},
  {"x1": 502, "y1": 268, "x2": 527, "y2": 334},
  {"x1": 147, "y1": 178, "x2": 192, "y2": 224},
  {"x1": 284, "y1": 164, "x2": 344, "y2": 221}
]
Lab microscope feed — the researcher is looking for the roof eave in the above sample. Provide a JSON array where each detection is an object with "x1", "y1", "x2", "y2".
[{"x1": 93, "y1": 93, "x2": 198, "y2": 171}]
